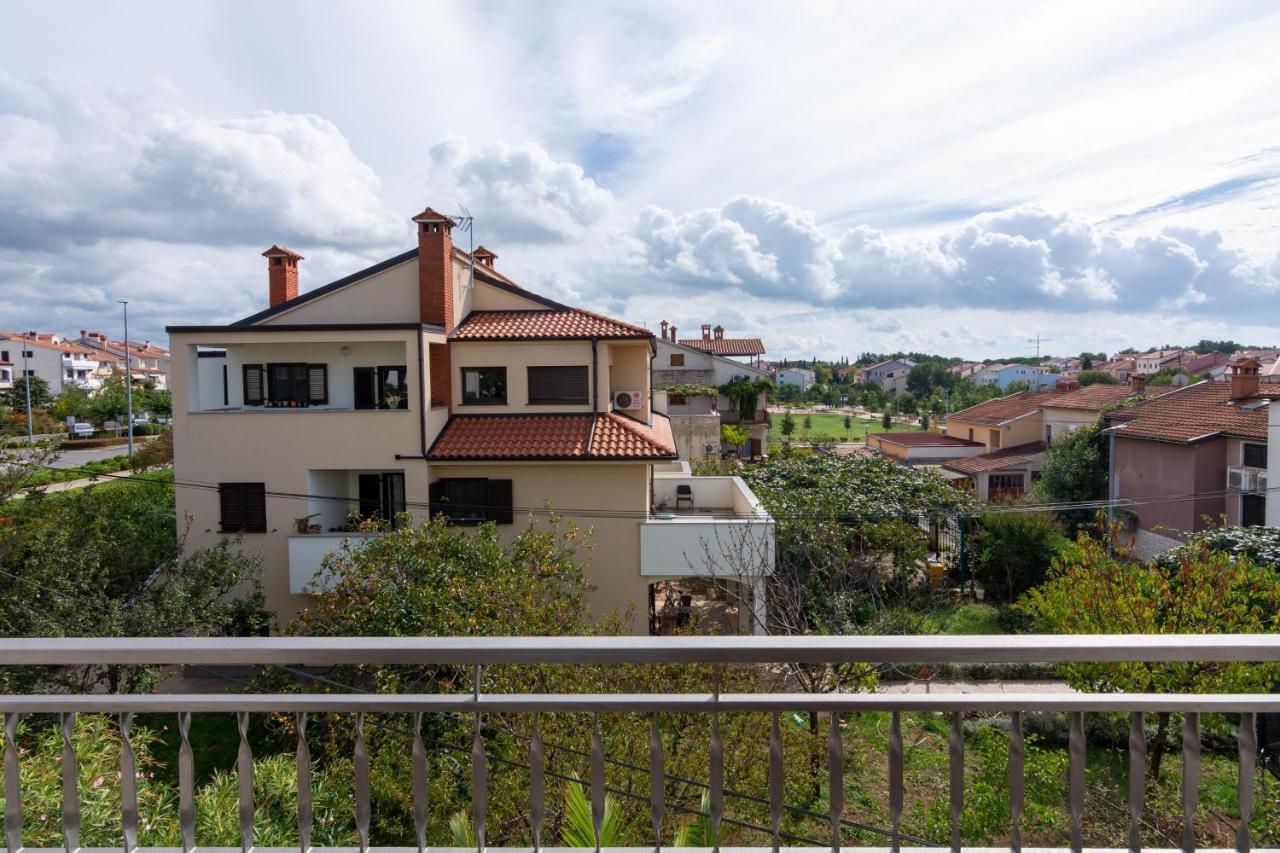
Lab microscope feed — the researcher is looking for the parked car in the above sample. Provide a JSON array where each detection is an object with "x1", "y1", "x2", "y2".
[{"x1": 70, "y1": 423, "x2": 94, "y2": 438}]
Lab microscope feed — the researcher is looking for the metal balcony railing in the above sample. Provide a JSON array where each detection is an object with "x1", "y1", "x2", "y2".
[{"x1": 2, "y1": 635, "x2": 1279, "y2": 853}]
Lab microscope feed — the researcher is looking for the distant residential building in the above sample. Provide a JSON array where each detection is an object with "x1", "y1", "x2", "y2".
[
  {"x1": 975, "y1": 362, "x2": 1061, "y2": 391},
  {"x1": 1181, "y1": 351, "x2": 1231, "y2": 376},
  {"x1": 654, "y1": 322, "x2": 771, "y2": 459},
  {"x1": 1134, "y1": 348, "x2": 1189, "y2": 375},
  {"x1": 948, "y1": 361, "x2": 984, "y2": 380},
  {"x1": 1105, "y1": 358, "x2": 1275, "y2": 559},
  {"x1": 675, "y1": 323, "x2": 766, "y2": 367},
  {"x1": 855, "y1": 358, "x2": 916, "y2": 396},
  {"x1": 942, "y1": 389, "x2": 1056, "y2": 500},
  {"x1": 866, "y1": 432, "x2": 985, "y2": 466},
  {"x1": 0, "y1": 331, "x2": 103, "y2": 391},
  {"x1": 776, "y1": 367, "x2": 815, "y2": 392},
  {"x1": 1097, "y1": 357, "x2": 1136, "y2": 382},
  {"x1": 77, "y1": 330, "x2": 170, "y2": 389}
]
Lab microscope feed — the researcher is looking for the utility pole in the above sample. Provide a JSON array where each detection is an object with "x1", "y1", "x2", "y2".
[
  {"x1": 1027, "y1": 333, "x2": 1052, "y2": 359},
  {"x1": 120, "y1": 301, "x2": 133, "y2": 459},
  {"x1": 21, "y1": 331, "x2": 34, "y2": 443}
]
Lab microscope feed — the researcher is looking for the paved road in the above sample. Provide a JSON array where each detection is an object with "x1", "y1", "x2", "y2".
[{"x1": 49, "y1": 445, "x2": 134, "y2": 469}]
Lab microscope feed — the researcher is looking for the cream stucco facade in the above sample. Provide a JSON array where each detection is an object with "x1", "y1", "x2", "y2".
[{"x1": 169, "y1": 209, "x2": 774, "y2": 634}]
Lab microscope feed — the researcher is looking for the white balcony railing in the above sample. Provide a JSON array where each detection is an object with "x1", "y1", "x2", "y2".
[
  {"x1": 287, "y1": 531, "x2": 383, "y2": 592},
  {"x1": 0, "y1": 636, "x2": 1277, "y2": 853}
]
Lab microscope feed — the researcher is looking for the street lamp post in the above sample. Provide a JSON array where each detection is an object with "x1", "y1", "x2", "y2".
[
  {"x1": 22, "y1": 331, "x2": 34, "y2": 443},
  {"x1": 120, "y1": 301, "x2": 133, "y2": 459}
]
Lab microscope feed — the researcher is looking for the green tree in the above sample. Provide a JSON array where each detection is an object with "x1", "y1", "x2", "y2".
[
  {"x1": 1018, "y1": 535, "x2": 1280, "y2": 777},
  {"x1": 906, "y1": 362, "x2": 953, "y2": 398},
  {"x1": 919, "y1": 411, "x2": 930, "y2": 431},
  {"x1": 780, "y1": 410, "x2": 796, "y2": 437},
  {"x1": 971, "y1": 512, "x2": 1069, "y2": 601},
  {"x1": 87, "y1": 375, "x2": 142, "y2": 424},
  {"x1": 802, "y1": 413, "x2": 812, "y2": 432},
  {"x1": 2, "y1": 374, "x2": 51, "y2": 410},
  {"x1": 51, "y1": 384, "x2": 92, "y2": 421},
  {"x1": 1032, "y1": 423, "x2": 1108, "y2": 504},
  {"x1": 1077, "y1": 369, "x2": 1117, "y2": 386},
  {"x1": 843, "y1": 414, "x2": 852, "y2": 434},
  {"x1": 881, "y1": 409, "x2": 892, "y2": 430},
  {"x1": 719, "y1": 423, "x2": 747, "y2": 451},
  {"x1": 0, "y1": 473, "x2": 267, "y2": 693}
]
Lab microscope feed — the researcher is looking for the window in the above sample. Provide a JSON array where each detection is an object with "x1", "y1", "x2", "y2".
[
  {"x1": 669, "y1": 393, "x2": 688, "y2": 406},
  {"x1": 219, "y1": 483, "x2": 267, "y2": 533},
  {"x1": 527, "y1": 365, "x2": 589, "y2": 405},
  {"x1": 222, "y1": 365, "x2": 228, "y2": 406},
  {"x1": 358, "y1": 472, "x2": 406, "y2": 526},
  {"x1": 670, "y1": 353, "x2": 685, "y2": 367},
  {"x1": 967, "y1": 428, "x2": 974, "y2": 441},
  {"x1": 990, "y1": 429, "x2": 1002, "y2": 449},
  {"x1": 1242, "y1": 493, "x2": 1266, "y2": 527},
  {"x1": 0, "y1": 351, "x2": 7, "y2": 362},
  {"x1": 1044, "y1": 425, "x2": 1053, "y2": 443},
  {"x1": 429, "y1": 478, "x2": 513, "y2": 525},
  {"x1": 22, "y1": 350, "x2": 33, "y2": 359},
  {"x1": 461, "y1": 366, "x2": 507, "y2": 405},
  {"x1": 243, "y1": 363, "x2": 327, "y2": 407},
  {"x1": 1243, "y1": 442, "x2": 1268, "y2": 469},
  {"x1": 354, "y1": 365, "x2": 408, "y2": 409}
]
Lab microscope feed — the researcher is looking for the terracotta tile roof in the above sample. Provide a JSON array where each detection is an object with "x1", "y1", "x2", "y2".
[
  {"x1": 451, "y1": 309, "x2": 653, "y2": 341},
  {"x1": 943, "y1": 441, "x2": 1047, "y2": 475},
  {"x1": 1040, "y1": 384, "x2": 1148, "y2": 411},
  {"x1": 1105, "y1": 381, "x2": 1278, "y2": 444},
  {"x1": 947, "y1": 391, "x2": 1061, "y2": 426},
  {"x1": 678, "y1": 337, "x2": 766, "y2": 356},
  {"x1": 870, "y1": 432, "x2": 984, "y2": 447},
  {"x1": 428, "y1": 412, "x2": 676, "y2": 460}
]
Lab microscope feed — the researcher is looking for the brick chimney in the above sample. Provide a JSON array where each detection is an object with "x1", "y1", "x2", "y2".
[
  {"x1": 670, "y1": 325, "x2": 677, "y2": 341},
  {"x1": 1229, "y1": 357, "x2": 1261, "y2": 400},
  {"x1": 1055, "y1": 378, "x2": 1080, "y2": 392},
  {"x1": 701, "y1": 323, "x2": 712, "y2": 340},
  {"x1": 660, "y1": 320, "x2": 669, "y2": 341},
  {"x1": 1130, "y1": 374, "x2": 1147, "y2": 392},
  {"x1": 714, "y1": 324, "x2": 724, "y2": 340},
  {"x1": 262, "y1": 245, "x2": 303, "y2": 307},
  {"x1": 413, "y1": 207, "x2": 455, "y2": 330},
  {"x1": 472, "y1": 245, "x2": 497, "y2": 268}
]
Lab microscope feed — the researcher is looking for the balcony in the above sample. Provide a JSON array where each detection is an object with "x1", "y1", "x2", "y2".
[
  {"x1": 287, "y1": 531, "x2": 383, "y2": 592},
  {"x1": 0, "y1": 635, "x2": 1277, "y2": 853},
  {"x1": 644, "y1": 463, "x2": 774, "y2": 595},
  {"x1": 721, "y1": 409, "x2": 770, "y2": 425}
]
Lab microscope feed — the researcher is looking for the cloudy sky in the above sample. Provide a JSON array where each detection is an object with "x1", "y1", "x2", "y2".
[{"x1": 2, "y1": 1, "x2": 1278, "y2": 360}]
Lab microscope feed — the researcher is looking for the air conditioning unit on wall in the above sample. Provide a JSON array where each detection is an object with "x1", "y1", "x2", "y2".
[
  {"x1": 613, "y1": 390, "x2": 643, "y2": 410},
  {"x1": 1227, "y1": 466, "x2": 1259, "y2": 492}
]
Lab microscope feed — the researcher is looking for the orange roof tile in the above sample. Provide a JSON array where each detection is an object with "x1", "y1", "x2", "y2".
[
  {"x1": 947, "y1": 391, "x2": 1061, "y2": 426},
  {"x1": 428, "y1": 413, "x2": 676, "y2": 460},
  {"x1": 450, "y1": 309, "x2": 652, "y2": 341},
  {"x1": 943, "y1": 441, "x2": 1047, "y2": 475},
  {"x1": 678, "y1": 337, "x2": 766, "y2": 356},
  {"x1": 1106, "y1": 381, "x2": 1278, "y2": 444},
  {"x1": 1040, "y1": 384, "x2": 1150, "y2": 411}
]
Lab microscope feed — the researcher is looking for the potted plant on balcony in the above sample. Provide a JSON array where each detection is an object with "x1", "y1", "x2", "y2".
[{"x1": 383, "y1": 390, "x2": 404, "y2": 409}]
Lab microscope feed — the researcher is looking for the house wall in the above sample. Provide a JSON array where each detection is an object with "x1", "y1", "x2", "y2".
[
  {"x1": 1040, "y1": 406, "x2": 1100, "y2": 444},
  {"x1": 667, "y1": 414, "x2": 721, "y2": 461},
  {"x1": 1270, "y1": 402, "x2": 1279, "y2": 526},
  {"x1": 945, "y1": 414, "x2": 1042, "y2": 451},
  {"x1": 428, "y1": 461, "x2": 652, "y2": 629},
  {"x1": 1113, "y1": 436, "x2": 1227, "y2": 541},
  {"x1": 1225, "y1": 436, "x2": 1269, "y2": 526},
  {"x1": 170, "y1": 328, "x2": 439, "y2": 624},
  {"x1": 451, "y1": 340, "x2": 596, "y2": 414},
  {"x1": 259, "y1": 258, "x2": 421, "y2": 326},
  {"x1": 196, "y1": 353, "x2": 228, "y2": 409}
]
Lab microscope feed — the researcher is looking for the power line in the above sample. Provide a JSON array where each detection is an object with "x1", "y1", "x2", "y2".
[{"x1": 36, "y1": 463, "x2": 1280, "y2": 523}]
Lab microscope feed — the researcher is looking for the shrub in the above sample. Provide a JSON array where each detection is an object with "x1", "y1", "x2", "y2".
[
  {"x1": 131, "y1": 429, "x2": 173, "y2": 469},
  {"x1": 971, "y1": 512, "x2": 1069, "y2": 601},
  {"x1": 60, "y1": 437, "x2": 130, "y2": 450}
]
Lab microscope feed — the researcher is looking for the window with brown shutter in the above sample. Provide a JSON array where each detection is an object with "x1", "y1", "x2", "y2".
[
  {"x1": 219, "y1": 482, "x2": 267, "y2": 533},
  {"x1": 307, "y1": 364, "x2": 328, "y2": 405},
  {"x1": 527, "y1": 365, "x2": 589, "y2": 405},
  {"x1": 670, "y1": 354, "x2": 684, "y2": 366},
  {"x1": 243, "y1": 364, "x2": 265, "y2": 406}
]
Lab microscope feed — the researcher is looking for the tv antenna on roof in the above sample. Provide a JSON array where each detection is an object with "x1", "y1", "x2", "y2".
[
  {"x1": 455, "y1": 203, "x2": 475, "y2": 292},
  {"x1": 1027, "y1": 333, "x2": 1051, "y2": 359}
]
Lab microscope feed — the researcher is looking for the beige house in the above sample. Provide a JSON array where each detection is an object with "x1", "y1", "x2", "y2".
[
  {"x1": 168, "y1": 206, "x2": 773, "y2": 633},
  {"x1": 653, "y1": 322, "x2": 770, "y2": 460}
]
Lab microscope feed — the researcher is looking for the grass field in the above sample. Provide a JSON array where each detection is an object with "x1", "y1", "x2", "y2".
[{"x1": 772, "y1": 411, "x2": 939, "y2": 444}]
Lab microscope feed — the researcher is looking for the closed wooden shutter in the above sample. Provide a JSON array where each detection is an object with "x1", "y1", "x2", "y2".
[
  {"x1": 243, "y1": 365, "x2": 265, "y2": 406},
  {"x1": 307, "y1": 364, "x2": 328, "y2": 404},
  {"x1": 219, "y1": 483, "x2": 266, "y2": 533},
  {"x1": 486, "y1": 479, "x2": 513, "y2": 524},
  {"x1": 527, "y1": 365, "x2": 589, "y2": 404}
]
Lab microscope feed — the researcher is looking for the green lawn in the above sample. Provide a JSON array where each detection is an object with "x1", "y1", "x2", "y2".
[{"x1": 772, "y1": 411, "x2": 939, "y2": 445}]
